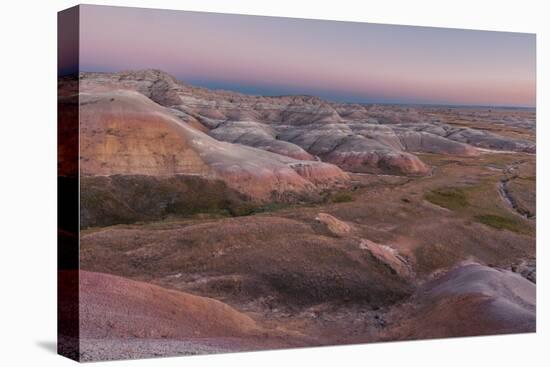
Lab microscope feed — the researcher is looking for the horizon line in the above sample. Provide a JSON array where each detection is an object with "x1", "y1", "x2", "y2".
[{"x1": 76, "y1": 68, "x2": 537, "y2": 110}]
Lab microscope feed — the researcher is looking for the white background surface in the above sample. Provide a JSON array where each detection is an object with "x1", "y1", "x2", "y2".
[{"x1": 0, "y1": 0, "x2": 547, "y2": 365}]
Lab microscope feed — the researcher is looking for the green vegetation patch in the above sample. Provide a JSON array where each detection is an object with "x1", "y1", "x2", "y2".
[
  {"x1": 329, "y1": 191, "x2": 354, "y2": 203},
  {"x1": 80, "y1": 175, "x2": 304, "y2": 228},
  {"x1": 227, "y1": 202, "x2": 290, "y2": 217},
  {"x1": 425, "y1": 187, "x2": 469, "y2": 210},
  {"x1": 474, "y1": 214, "x2": 526, "y2": 234}
]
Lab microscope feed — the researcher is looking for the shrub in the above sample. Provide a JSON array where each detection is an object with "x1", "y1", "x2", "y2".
[
  {"x1": 425, "y1": 187, "x2": 468, "y2": 210},
  {"x1": 330, "y1": 192, "x2": 354, "y2": 203},
  {"x1": 474, "y1": 214, "x2": 525, "y2": 233}
]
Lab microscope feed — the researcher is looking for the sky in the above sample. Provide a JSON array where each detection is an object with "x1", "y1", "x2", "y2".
[{"x1": 76, "y1": 5, "x2": 536, "y2": 107}]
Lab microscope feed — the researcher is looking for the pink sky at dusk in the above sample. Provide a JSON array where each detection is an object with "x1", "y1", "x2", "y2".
[{"x1": 77, "y1": 5, "x2": 536, "y2": 107}]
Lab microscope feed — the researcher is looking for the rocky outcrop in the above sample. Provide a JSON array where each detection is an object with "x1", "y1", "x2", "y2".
[
  {"x1": 349, "y1": 123, "x2": 479, "y2": 156},
  {"x1": 446, "y1": 127, "x2": 535, "y2": 153},
  {"x1": 359, "y1": 239, "x2": 411, "y2": 278},
  {"x1": 78, "y1": 69, "x2": 535, "y2": 177},
  {"x1": 511, "y1": 258, "x2": 536, "y2": 283},
  {"x1": 78, "y1": 88, "x2": 349, "y2": 202},
  {"x1": 276, "y1": 123, "x2": 430, "y2": 175},
  {"x1": 79, "y1": 70, "x2": 428, "y2": 175},
  {"x1": 385, "y1": 263, "x2": 536, "y2": 339},
  {"x1": 79, "y1": 90, "x2": 210, "y2": 177},
  {"x1": 322, "y1": 144, "x2": 430, "y2": 175},
  {"x1": 399, "y1": 121, "x2": 535, "y2": 153},
  {"x1": 208, "y1": 120, "x2": 314, "y2": 160},
  {"x1": 315, "y1": 213, "x2": 353, "y2": 236}
]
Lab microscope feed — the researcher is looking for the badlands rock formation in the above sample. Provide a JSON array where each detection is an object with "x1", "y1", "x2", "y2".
[
  {"x1": 315, "y1": 212, "x2": 353, "y2": 236},
  {"x1": 79, "y1": 69, "x2": 534, "y2": 177},
  {"x1": 208, "y1": 120, "x2": 314, "y2": 160},
  {"x1": 385, "y1": 263, "x2": 536, "y2": 339},
  {"x1": 359, "y1": 239, "x2": 412, "y2": 278},
  {"x1": 78, "y1": 85, "x2": 349, "y2": 203},
  {"x1": 71, "y1": 69, "x2": 536, "y2": 227}
]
